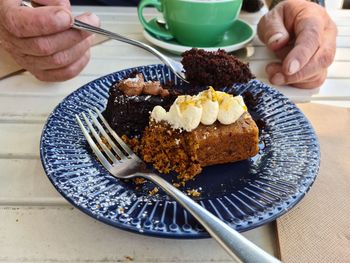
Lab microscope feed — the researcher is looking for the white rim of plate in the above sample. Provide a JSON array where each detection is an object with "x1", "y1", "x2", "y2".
[{"x1": 142, "y1": 19, "x2": 255, "y2": 54}]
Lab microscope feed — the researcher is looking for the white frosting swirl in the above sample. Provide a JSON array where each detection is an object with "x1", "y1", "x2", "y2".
[
  {"x1": 166, "y1": 95, "x2": 202, "y2": 131},
  {"x1": 199, "y1": 88, "x2": 219, "y2": 125},
  {"x1": 151, "y1": 87, "x2": 247, "y2": 132},
  {"x1": 217, "y1": 93, "x2": 246, "y2": 125},
  {"x1": 151, "y1": 105, "x2": 167, "y2": 121}
]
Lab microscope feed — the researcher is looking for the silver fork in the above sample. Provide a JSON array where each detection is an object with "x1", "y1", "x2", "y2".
[
  {"x1": 20, "y1": 0, "x2": 188, "y2": 83},
  {"x1": 76, "y1": 108, "x2": 281, "y2": 263}
]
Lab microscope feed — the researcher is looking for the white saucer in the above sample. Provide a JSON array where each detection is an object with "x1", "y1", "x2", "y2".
[{"x1": 142, "y1": 19, "x2": 255, "y2": 55}]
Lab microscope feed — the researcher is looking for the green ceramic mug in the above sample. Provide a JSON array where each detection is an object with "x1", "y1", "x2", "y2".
[{"x1": 138, "y1": 0, "x2": 243, "y2": 47}]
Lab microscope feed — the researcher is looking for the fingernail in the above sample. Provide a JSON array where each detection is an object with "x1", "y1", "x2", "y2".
[
  {"x1": 267, "y1": 33, "x2": 284, "y2": 45},
  {"x1": 55, "y1": 10, "x2": 73, "y2": 27},
  {"x1": 271, "y1": 73, "x2": 285, "y2": 85},
  {"x1": 288, "y1": 59, "x2": 300, "y2": 75},
  {"x1": 88, "y1": 13, "x2": 101, "y2": 25},
  {"x1": 86, "y1": 12, "x2": 98, "y2": 19}
]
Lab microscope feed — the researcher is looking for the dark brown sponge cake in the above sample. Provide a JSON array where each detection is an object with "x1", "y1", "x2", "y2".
[
  {"x1": 181, "y1": 48, "x2": 255, "y2": 88},
  {"x1": 104, "y1": 72, "x2": 178, "y2": 137}
]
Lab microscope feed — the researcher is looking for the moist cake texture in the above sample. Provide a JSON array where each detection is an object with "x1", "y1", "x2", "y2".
[
  {"x1": 140, "y1": 113, "x2": 259, "y2": 181},
  {"x1": 104, "y1": 72, "x2": 178, "y2": 137},
  {"x1": 139, "y1": 87, "x2": 259, "y2": 180},
  {"x1": 181, "y1": 48, "x2": 255, "y2": 88},
  {"x1": 104, "y1": 50, "x2": 259, "y2": 182}
]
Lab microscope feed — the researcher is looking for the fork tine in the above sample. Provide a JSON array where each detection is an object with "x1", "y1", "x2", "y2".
[
  {"x1": 88, "y1": 110, "x2": 127, "y2": 160},
  {"x1": 94, "y1": 107, "x2": 136, "y2": 157},
  {"x1": 75, "y1": 114, "x2": 113, "y2": 170},
  {"x1": 81, "y1": 113, "x2": 119, "y2": 164}
]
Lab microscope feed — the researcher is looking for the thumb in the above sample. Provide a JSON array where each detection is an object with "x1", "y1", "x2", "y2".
[
  {"x1": 257, "y1": 3, "x2": 290, "y2": 51},
  {"x1": 1, "y1": 4, "x2": 73, "y2": 38},
  {"x1": 32, "y1": 0, "x2": 71, "y2": 9}
]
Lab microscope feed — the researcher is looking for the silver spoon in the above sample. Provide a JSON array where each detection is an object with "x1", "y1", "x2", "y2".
[{"x1": 20, "y1": 0, "x2": 188, "y2": 83}]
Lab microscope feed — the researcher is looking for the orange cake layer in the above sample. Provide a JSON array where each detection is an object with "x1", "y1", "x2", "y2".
[{"x1": 139, "y1": 112, "x2": 259, "y2": 181}]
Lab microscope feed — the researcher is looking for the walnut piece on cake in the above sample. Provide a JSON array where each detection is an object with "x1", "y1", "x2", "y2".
[{"x1": 117, "y1": 73, "x2": 145, "y2": 96}]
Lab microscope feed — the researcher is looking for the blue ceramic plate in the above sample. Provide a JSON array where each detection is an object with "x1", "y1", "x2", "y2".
[{"x1": 40, "y1": 64, "x2": 320, "y2": 238}]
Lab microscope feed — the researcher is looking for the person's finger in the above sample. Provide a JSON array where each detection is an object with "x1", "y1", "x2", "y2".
[
  {"x1": 288, "y1": 70, "x2": 327, "y2": 89},
  {"x1": 33, "y1": 0, "x2": 71, "y2": 8},
  {"x1": 0, "y1": 1, "x2": 73, "y2": 38},
  {"x1": 318, "y1": 18, "x2": 338, "y2": 67},
  {"x1": 265, "y1": 62, "x2": 285, "y2": 85},
  {"x1": 17, "y1": 36, "x2": 93, "y2": 70},
  {"x1": 5, "y1": 12, "x2": 100, "y2": 56},
  {"x1": 257, "y1": 3, "x2": 290, "y2": 51},
  {"x1": 31, "y1": 50, "x2": 91, "y2": 82},
  {"x1": 279, "y1": 24, "x2": 336, "y2": 83},
  {"x1": 266, "y1": 62, "x2": 282, "y2": 77},
  {"x1": 0, "y1": 24, "x2": 14, "y2": 51},
  {"x1": 266, "y1": 61, "x2": 327, "y2": 88},
  {"x1": 281, "y1": 7, "x2": 326, "y2": 75},
  {"x1": 267, "y1": 66, "x2": 327, "y2": 89},
  {"x1": 266, "y1": 14, "x2": 336, "y2": 86},
  {"x1": 274, "y1": 44, "x2": 293, "y2": 60}
]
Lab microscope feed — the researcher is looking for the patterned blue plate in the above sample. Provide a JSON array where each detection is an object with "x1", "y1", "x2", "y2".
[{"x1": 40, "y1": 64, "x2": 320, "y2": 238}]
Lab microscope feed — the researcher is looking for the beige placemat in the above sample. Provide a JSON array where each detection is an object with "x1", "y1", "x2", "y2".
[
  {"x1": 0, "y1": 34, "x2": 108, "y2": 80},
  {"x1": 277, "y1": 103, "x2": 350, "y2": 263}
]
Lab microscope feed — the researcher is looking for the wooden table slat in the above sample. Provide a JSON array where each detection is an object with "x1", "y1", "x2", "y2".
[{"x1": 0, "y1": 4, "x2": 349, "y2": 262}]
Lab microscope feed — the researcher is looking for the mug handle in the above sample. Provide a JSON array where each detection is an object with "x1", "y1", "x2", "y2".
[{"x1": 137, "y1": 0, "x2": 174, "y2": 40}]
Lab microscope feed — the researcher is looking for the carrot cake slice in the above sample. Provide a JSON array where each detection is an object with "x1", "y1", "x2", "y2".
[{"x1": 139, "y1": 87, "x2": 259, "y2": 181}]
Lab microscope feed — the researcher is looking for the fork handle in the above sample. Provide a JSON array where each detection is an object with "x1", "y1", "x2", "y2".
[
  {"x1": 73, "y1": 20, "x2": 163, "y2": 60},
  {"x1": 142, "y1": 173, "x2": 281, "y2": 263},
  {"x1": 72, "y1": 20, "x2": 184, "y2": 80}
]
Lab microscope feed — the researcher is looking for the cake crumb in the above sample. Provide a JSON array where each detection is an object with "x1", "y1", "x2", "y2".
[
  {"x1": 187, "y1": 189, "x2": 201, "y2": 197},
  {"x1": 98, "y1": 136, "x2": 112, "y2": 150},
  {"x1": 133, "y1": 178, "x2": 146, "y2": 185},
  {"x1": 149, "y1": 187, "x2": 159, "y2": 196},
  {"x1": 124, "y1": 255, "x2": 134, "y2": 261},
  {"x1": 122, "y1": 135, "x2": 140, "y2": 152},
  {"x1": 173, "y1": 181, "x2": 186, "y2": 188}
]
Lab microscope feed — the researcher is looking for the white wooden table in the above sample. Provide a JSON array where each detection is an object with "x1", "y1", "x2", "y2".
[{"x1": 0, "y1": 3, "x2": 349, "y2": 263}]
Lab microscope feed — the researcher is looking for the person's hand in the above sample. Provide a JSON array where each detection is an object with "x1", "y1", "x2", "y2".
[
  {"x1": 257, "y1": 0, "x2": 337, "y2": 88},
  {"x1": 0, "y1": 0, "x2": 100, "y2": 81}
]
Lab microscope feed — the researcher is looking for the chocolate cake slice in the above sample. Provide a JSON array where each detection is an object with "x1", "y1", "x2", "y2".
[
  {"x1": 104, "y1": 72, "x2": 178, "y2": 137},
  {"x1": 181, "y1": 48, "x2": 255, "y2": 88}
]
